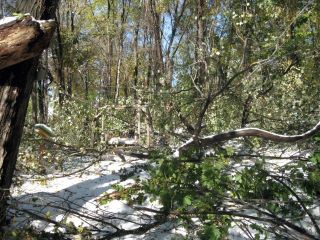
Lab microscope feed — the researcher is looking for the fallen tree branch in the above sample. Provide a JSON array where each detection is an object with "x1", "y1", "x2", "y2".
[
  {"x1": 14, "y1": 208, "x2": 78, "y2": 233},
  {"x1": 0, "y1": 15, "x2": 55, "y2": 70},
  {"x1": 178, "y1": 121, "x2": 320, "y2": 154},
  {"x1": 133, "y1": 205, "x2": 318, "y2": 239},
  {"x1": 271, "y1": 175, "x2": 320, "y2": 236},
  {"x1": 100, "y1": 219, "x2": 166, "y2": 240},
  {"x1": 11, "y1": 197, "x2": 167, "y2": 240}
]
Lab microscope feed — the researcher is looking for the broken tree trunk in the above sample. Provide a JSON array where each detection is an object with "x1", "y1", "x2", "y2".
[
  {"x1": 0, "y1": 16, "x2": 55, "y2": 70},
  {"x1": 0, "y1": 15, "x2": 56, "y2": 226}
]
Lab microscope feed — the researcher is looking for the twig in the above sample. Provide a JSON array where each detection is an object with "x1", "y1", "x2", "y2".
[{"x1": 272, "y1": 175, "x2": 320, "y2": 236}]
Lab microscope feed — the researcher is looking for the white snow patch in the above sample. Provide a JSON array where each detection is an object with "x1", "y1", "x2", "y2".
[
  {"x1": 10, "y1": 154, "x2": 187, "y2": 239},
  {"x1": 108, "y1": 137, "x2": 138, "y2": 145},
  {"x1": 0, "y1": 16, "x2": 17, "y2": 29},
  {"x1": 9, "y1": 146, "x2": 317, "y2": 239}
]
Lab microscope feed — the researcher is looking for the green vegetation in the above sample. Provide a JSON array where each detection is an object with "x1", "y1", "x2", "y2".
[{"x1": 1, "y1": 0, "x2": 320, "y2": 239}]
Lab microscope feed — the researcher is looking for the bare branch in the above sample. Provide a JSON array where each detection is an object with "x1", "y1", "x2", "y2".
[
  {"x1": 178, "y1": 120, "x2": 320, "y2": 154},
  {"x1": 272, "y1": 175, "x2": 320, "y2": 236}
]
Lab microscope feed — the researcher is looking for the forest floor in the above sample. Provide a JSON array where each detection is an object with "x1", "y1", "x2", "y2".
[
  {"x1": 6, "y1": 142, "x2": 319, "y2": 239},
  {"x1": 9, "y1": 151, "x2": 188, "y2": 239}
]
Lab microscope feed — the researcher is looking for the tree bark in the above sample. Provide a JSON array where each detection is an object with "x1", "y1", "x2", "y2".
[
  {"x1": 132, "y1": 23, "x2": 139, "y2": 100},
  {"x1": 52, "y1": 13, "x2": 65, "y2": 105},
  {"x1": 31, "y1": 81, "x2": 39, "y2": 123},
  {"x1": 195, "y1": 0, "x2": 206, "y2": 86},
  {"x1": 114, "y1": 0, "x2": 126, "y2": 103},
  {"x1": 0, "y1": 16, "x2": 55, "y2": 70},
  {"x1": 146, "y1": 0, "x2": 164, "y2": 87},
  {"x1": 0, "y1": 6, "x2": 57, "y2": 227},
  {"x1": 36, "y1": 60, "x2": 49, "y2": 123},
  {"x1": 0, "y1": 59, "x2": 36, "y2": 226}
]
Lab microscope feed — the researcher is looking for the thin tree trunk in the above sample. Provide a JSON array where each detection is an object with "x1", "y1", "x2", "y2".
[
  {"x1": 147, "y1": 0, "x2": 164, "y2": 87},
  {"x1": 53, "y1": 12, "x2": 65, "y2": 105},
  {"x1": 136, "y1": 99, "x2": 141, "y2": 144},
  {"x1": 144, "y1": 106, "x2": 154, "y2": 147},
  {"x1": 241, "y1": 95, "x2": 253, "y2": 128},
  {"x1": 115, "y1": 52, "x2": 122, "y2": 103},
  {"x1": 195, "y1": 0, "x2": 206, "y2": 86},
  {"x1": 85, "y1": 69, "x2": 89, "y2": 100},
  {"x1": 31, "y1": 81, "x2": 38, "y2": 123},
  {"x1": 102, "y1": 0, "x2": 113, "y2": 99},
  {"x1": 37, "y1": 61, "x2": 48, "y2": 123},
  {"x1": 115, "y1": 0, "x2": 126, "y2": 103},
  {"x1": 67, "y1": 68, "x2": 72, "y2": 97},
  {"x1": 240, "y1": 18, "x2": 253, "y2": 127},
  {"x1": 164, "y1": 0, "x2": 187, "y2": 87},
  {"x1": 133, "y1": 23, "x2": 139, "y2": 99}
]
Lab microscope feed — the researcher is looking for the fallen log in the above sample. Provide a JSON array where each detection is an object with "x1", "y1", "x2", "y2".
[{"x1": 0, "y1": 15, "x2": 55, "y2": 70}]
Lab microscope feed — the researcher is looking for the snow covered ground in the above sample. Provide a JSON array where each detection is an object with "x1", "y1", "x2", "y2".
[
  {"x1": 6, "y1": 144, "x2": 319, "y2": 239},
  {"x1": 9, "y1": 153, "x2": 188, "y2": 239}
]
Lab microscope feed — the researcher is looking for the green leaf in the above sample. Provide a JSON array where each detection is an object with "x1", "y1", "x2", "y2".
[
  {"x1": 183, "y1": 195, "x2": 192, "y2": 206},
  {"x1": 225, "y1": 146, "x2": 234, "y2": 156},
  {"x1": 235, "y1": 174, "x2": 242, "y2": 183},
  {"x1": 199, "y1": 225, "x2": 221, "y2": 240}
]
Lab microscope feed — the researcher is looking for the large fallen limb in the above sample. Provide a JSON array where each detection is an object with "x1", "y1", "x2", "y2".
[
  {"x1": 0, "y1": 16, "x2": 55, "y2": 70},
  {"x1": 178, "y1": 121, "x2": 320, "y2": 154}
]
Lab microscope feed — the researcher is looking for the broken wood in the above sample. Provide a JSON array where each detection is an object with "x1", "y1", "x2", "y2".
[{"x1": 0, "y1": 16, "x2": 55, "y2": 70}]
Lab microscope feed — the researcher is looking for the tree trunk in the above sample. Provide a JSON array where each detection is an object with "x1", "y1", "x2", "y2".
[
  {"x1": 0, "y1": 2, "x2": 58, "y2": 226},
  {"x1": 52, "y1": 12, "x2": 65, "y2": 105},
  {"x1": 146, "y1": 0, "x2": 164, "y2": 87},
  {"x1": 132, "y1": 23, "x2": 139, "y2": 99},
  {"x1": 114, "y1": 0, "x2": 126, "y2": 103},
  {"x1": 0, "y1": 60, "x2": 36, "y2": 226},
  {"x1": 31, "y1": 81, "x2": 38, "y2": 123},
  {"x1": 67, "y1": 68, "x2": 72, "y2": 97},
  {"x1": 241, "y1": 95, "x2": 253, "y2": 128},
  {"x1": 195, "y1": 0, "x2": 206, "y2": 86},
  {"x1": 36, "y1": 59, "x2": 49, "y2": 123},
  {"x1": 115, "y1": 52, "x2": 122, "y2": 103}
]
